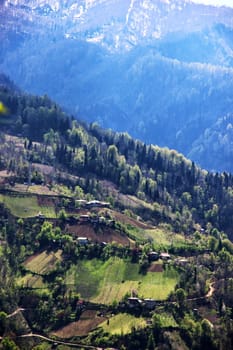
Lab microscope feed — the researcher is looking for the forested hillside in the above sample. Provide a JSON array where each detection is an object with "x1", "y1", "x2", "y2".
[
  {"x1": 0, "y1": 76, "x2": 233, "y2": 349},
  {"x1": 2, "y1": 1, "x2": 233, "y2": 172},
  {"x1": 3, "y1": 34, "x2": 233, "y2": 173},
  {"x1": 1, "y1": 75, "x2": 233, "y2": 235}
]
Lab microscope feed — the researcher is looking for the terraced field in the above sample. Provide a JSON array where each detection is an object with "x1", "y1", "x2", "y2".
[
  {"x1": 101, "y1": 313, "x2": 147, "y2": 335},
  {"x1": 24, "y1": 250, "x2": 63, "y2": 275},
  {"x1": 17, "y1": 250, "x2": 63, "y2": 290},
  {"x1": 0, "y1": 193, "x2": 56, "y2": 218},
  {"x1": 17, "y1": 273, "x2": 47, "y2": 290},
  {"x1": 65, "y1": 257, "x2": 179, "y2": 304}
]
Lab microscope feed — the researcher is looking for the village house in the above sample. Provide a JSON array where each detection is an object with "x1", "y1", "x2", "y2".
[
  {"x1": 148, "y1": 251, "x2": 159, "y2": 261},
  {"x1": 160, "y1": 252, "x2": 171, "y2": 260},
  {"x1": 127, "y1": 297, "x2": 143, "y2": 308},
  {"x1": 143, "y1": 298, "x2": 157, "y2": 309},
  {"x1": 86, "y1": 200, "x2": 110, "y2": 208},
  {"x1": 77, "y1": 237, "x2": 89, "y2": 245}
]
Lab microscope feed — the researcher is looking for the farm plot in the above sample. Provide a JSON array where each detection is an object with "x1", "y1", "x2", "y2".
[
  {"x1": 24, "y1": 250, "x2": 63, "y2": 275},
  {"x1": 145, "y1": 228, "x2": 190, "y2": 249},
  {"x1": 52, "y1": 310, "x2": 106, "y2": 338},
  {"x1": 0, "y1": 193, "x2": 56, "y2": 217},
  {"x1": 67, "y1": 224, "x2": 131, "y2": 245},
  {"x1": 17, "y1": 250, "x2": 63, "y2": 290},
  {"x1": 154, "y1": 313, "x2": 178, "y2": 328},
  {"x1": 17, "y1": 273, "x2": 47, "y2": 289},
  {"x1": 101, "y1": 313, "x2": 147, "y2": 335},
  {"x1": 65, "y1": 257, "x2": 179, "y2": 304}
]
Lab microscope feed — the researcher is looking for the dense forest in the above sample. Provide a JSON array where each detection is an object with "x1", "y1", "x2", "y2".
[
  {"x1": 1, "y1": 74, "x2": 233, "y2": 236},
  {"x1": 2, "y1": 30, "x2": 233, "y2": 173},
  {"x1": 0, "y1": 75, "x2": 233, "y2": 349}
]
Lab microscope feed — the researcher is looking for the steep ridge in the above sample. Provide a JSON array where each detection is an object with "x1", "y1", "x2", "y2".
[{"x1": 1, "y1": 1, "x2": 233, "y2": 172}]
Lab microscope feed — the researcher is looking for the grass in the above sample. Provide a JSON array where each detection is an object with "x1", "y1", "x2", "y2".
[
  {"x1": 125, "y1": 224, "x2": 147, "y2": 242},
  {"x1": 0, "y1": 246, "x2": 3, "y2": 256},
  {"x1": 145, "y1": 227, "x2": 189, "y2": 249},
  {"x1": 17, "y1": 273, "x2": 47, "y2": 289},
  {"x1": 101, "y1": 313, "x2": 147, "y2": 335},
  {"x1": 65, "y1": 257, "x2": 179, "y2": 304},
  {"x1": 0, "y1": 194, "x2": 56, "y2": 218},
  {"x1": 24, "y1": 250, "x2": 63, "y2": 275},
  {"x1": 137, "y1": 267, "x2": 179, "y2": 300},
  {"x1": 156, "y1": 313, "x2": 178, "y2": 328}
]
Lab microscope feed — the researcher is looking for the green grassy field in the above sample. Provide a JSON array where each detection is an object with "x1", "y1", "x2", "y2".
[
  {"x1": 65, "y1": 257, "x2": 179, "y2": 304},
  {"x1": 125, "y1": 225, "x2": 148, "y2": 242},
  {"x1": 101, "y1": 313, "x2": 147, "y2": 335},
  {"x1": 0, "y1": 194, "x2": 56, "y2": 218},
  {"x1": 24, "y1": 250, "x2": 63, "y2": 275},
  {"x1": 155, "y1": 313, "x2": 178, "y2": 328},
  {"x1": 145, "y1": 228, "x2": 190, "y2": 249}
]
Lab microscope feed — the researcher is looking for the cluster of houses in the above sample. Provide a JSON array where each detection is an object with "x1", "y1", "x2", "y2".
[
  {"x1": 67, "y1": 214, "x2": 115, "y2": 229},
  {"x1": 148, "y1": 251, "x2": 171, "y2": 261}
]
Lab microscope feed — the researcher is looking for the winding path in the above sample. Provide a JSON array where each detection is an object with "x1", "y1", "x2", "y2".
[
  {"x1": 205, "y1": 281, "x2": 215, "y2": 298},
  {"x1": 19, "y1": 333, "x2": 98, "y2": 349},
  {"x1": 6, "y1": 308, "x2": 25, "y2": 319}
]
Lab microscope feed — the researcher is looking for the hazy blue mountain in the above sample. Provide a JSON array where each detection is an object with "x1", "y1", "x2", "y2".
[{"x1": 1, "y1": 0, "x2": 233, "y2": 172}]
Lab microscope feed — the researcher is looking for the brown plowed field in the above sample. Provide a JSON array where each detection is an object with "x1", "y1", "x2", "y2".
[
  {"x1": 110, "y1": 210, "x2": 152, "y2": 229},
  {"x1": 67, "y1": 223, "x2": 130, "y2": 246},
  {"x1": 52, "y1": 310, "x2": 106, "y2": 338},
  {"x1": 148, "y1": 263, "x2": 163, "y2": 273}
]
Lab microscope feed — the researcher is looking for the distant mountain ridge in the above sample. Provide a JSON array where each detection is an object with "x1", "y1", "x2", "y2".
[
  {"x1": 2, "y1": 0, "x2": 233, "y2": 53},
  {"x1": 1, "y1": 0, "x2": 233, "y2": 172}
]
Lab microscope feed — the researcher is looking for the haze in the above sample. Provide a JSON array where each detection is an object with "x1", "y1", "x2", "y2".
[{"x1": 192, "y1": 0, "x2": 233, "y2": 7}]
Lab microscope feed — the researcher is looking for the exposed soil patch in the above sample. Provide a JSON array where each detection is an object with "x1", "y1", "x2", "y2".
[
  {"x1": 67, "y1": 223, "x2": 130, "y2": 246},
  {"x1": 148, "y1": 263, "x2": 163, "y2": 273},
  {"x1": 52, "y1": 310, "x2": 106, "y2": 338},
  {"x1": 37, "y1": 195, "x2": 57, "y2": 207},
  {"x1": 111, "y1": 210, "x2": 152, "y2": 229}
]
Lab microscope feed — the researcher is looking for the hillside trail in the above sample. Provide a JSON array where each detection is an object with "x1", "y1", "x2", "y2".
[
  {"x1": 205, "y1": 281, "x2": 215, "y2": 298},
  {"x1": 6, "y1": 308, "x2": 25, "y2": 318},
  {"x1": 19, "y1": 333, "x2": 99, "y2": 349}
]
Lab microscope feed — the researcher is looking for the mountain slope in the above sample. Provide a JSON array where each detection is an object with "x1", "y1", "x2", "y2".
[
  {"x1": 0, "y1": 77, "x2": 233, "y2": 349},
  {"x1": 1, "y1": 74, "x2": 233, "y2": 238},
  {"x1": 1, "y1": 0, "x2": 233, "y2": 172}
]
